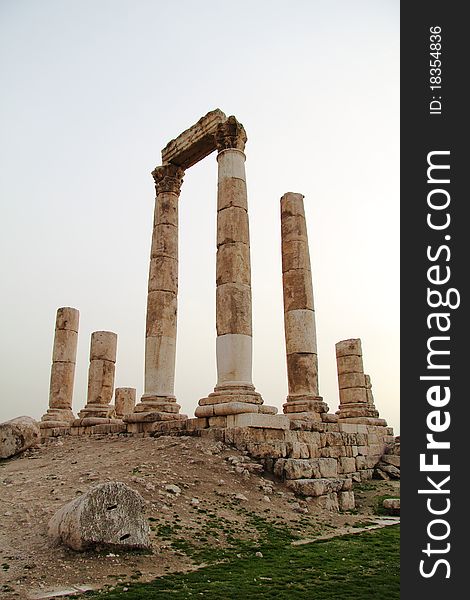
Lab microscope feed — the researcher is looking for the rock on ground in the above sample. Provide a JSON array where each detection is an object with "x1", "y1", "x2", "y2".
[
  {"x1": 0, "y1": 416, "x2": 40, "y2": 459},
  {"x1": 48, "y1": 481, "x2": 150, "y2": 551}
]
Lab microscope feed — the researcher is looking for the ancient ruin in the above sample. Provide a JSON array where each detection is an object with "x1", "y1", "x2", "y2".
[
  {"x1": 40, "y1": 307, "x2": 79, "y2": 428},
  {"x1": 2, "y1": 110, "x2": 399, "y2": 516}
]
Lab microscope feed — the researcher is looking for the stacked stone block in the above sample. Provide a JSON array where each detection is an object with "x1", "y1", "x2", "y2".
[
  {"x1": 224, "y1": 420, "x2": 395, "y2": 511},
  {"x1": 40, "y1": 307, "x2": 79, "y2": 428},
  {"x1": 280, "y1": 193, "x2": 328, "y2": 421},
  {"x1": 335, "y1": 339, "x2": 386, "y2": 425},
  {"x1": 76, "y1": 331, "x2": 119, "y2": 425}
]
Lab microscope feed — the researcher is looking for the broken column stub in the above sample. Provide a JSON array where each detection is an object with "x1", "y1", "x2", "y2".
[
  {"x1": 335, "y1": 339, "x2": 386, "y2": 425},
  {"x1": 48, "y1": 482, "x2": 150, "y2": 551},
  {"x1": 198, "y1": 116, "x2": 276, "y2": 423},
  {"x1": 41, "y1": 307, "x2": 79, "y2": 428},
  {"x1": 114, "y1": 388, "x2": 136, "y2": 419},
  {"x1": 76, "y1": 331, "x2": 120, "y2": 425},
  {"x1": 280, "y1": 193, "x2": 328, "y2": 421},
  {"x1": 126, "y1": 164, "x2": 186, "y2": 424}
]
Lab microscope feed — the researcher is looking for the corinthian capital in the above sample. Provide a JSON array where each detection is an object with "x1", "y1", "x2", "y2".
[
  {"x1": 216, "y1": 116, "x2": 247, "y2": 152},
  {"x1": 152, "y1": 164, "x2": 185, "y2": 195}
]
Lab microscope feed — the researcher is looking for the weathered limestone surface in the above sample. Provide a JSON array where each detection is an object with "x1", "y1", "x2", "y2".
[
  {"x1": 0, "y1": 416, "x2": 40, "y2": 459},
  {"x1": 114, "y1": 388, "x2": 136, "y2": 419},
  {"x1": 41, "y1": 307, "x2": 79, "y2": 428},
  {"x1": 335, "y1": 339, "x2": 386, "y2": 425},
  {"x1": 48, "y1": 482, "x2": 150, "y2": 551},
  {"x1": 128, "y1": 163, "x2": 186, "y2": 424},
  {"x1": 280, "y1": 193, "x2": 328, "y2": 421},
  {"x1": 200, "y1": 116, "x2": 274, "y2": 419},
  {"x1": 77, "y1": 331, "x2": 119, "y2": 425},
  {"x1": 162, "y1": 109, "x2": 226, "y2": 169}
]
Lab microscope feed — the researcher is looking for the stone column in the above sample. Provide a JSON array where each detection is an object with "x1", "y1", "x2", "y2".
[
  {"x1": 77, "y1": 331, "x2": 118, "y2": 424},
  {"x1": 280, "y1": 193, "x2": 328, "y2": 420},
  {"x1": 197, "y1": 116, "x2": 273, "y2": 423},
  {"x1": 114, "y1": 388, "x2": 136, "y2": 419},
  {"x1": 335, "y1": 339, "x2": 386, "y2": 425},
  {"x1": 127, "y1": 164, "x2": 186, "y2": 423},
  {"x1": 40, "y1": 307, "x2": 79, "y2": 428}
]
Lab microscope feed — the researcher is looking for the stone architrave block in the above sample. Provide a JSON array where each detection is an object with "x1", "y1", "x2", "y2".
[
  {"x1": 48, "y1": 482, "x2": 150, "y2": 551},
  {"x1": 162, "y1": 109, "x2": 227, "y2": 169}
]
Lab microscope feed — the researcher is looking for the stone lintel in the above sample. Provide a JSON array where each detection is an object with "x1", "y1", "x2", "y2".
[{"x1": 161, "y1": 109, "x2": 227, "y2": 169}]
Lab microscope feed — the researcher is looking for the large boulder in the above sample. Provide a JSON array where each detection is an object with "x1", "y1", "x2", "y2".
[
  {"x1": 48, "y1": 482, "x2": 150, "y2": 551},
  {"x1": 0, "y1": 416, "x2": 40, "y2": 459}
]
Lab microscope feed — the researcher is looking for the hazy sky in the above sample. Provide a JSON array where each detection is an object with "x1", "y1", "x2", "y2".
[{"x1": 0, "y1": 0, "x2": 399, "y2": 433}]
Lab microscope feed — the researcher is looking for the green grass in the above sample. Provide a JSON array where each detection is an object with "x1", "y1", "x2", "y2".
[{"x1": 83, "y1": 525, "x2": 399, "y2": 599}]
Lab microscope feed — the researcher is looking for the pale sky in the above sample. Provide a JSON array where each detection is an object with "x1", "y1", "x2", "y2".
[{"x1": 0, "y1": 0, "x2": 400, "y2": 433}]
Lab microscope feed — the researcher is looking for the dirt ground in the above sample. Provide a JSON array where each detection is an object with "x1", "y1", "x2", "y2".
[{"x1": 0, "y1": 434, "x2": 400, "y2": 599}]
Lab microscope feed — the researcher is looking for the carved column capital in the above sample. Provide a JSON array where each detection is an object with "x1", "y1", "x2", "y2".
[
  {"x1": 152, "y1": 164, "x2": 185, "y2": 195},
  {"x1": 216, "y1": 116, "x2": 247, "y2": 152}
]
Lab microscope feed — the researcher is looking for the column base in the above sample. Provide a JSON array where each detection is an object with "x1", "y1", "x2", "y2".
[
  {"x1": 124, "y1": 394, "x2": 185, "y2": 423},
  {"x1": 40, "y1": 408, "x2": 75, "y2": 428},
  {"x1": 336, "y1": 402, "x2": 380, "y2": 420},
  {"x1": 197, "y1": 384, "x2": 276, "y2": 421},
  {"x1": 283, "y1": 396, "x2": 329, "y2": 421}
]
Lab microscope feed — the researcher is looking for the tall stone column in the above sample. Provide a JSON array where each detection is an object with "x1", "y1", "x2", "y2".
[
  {"x1": 280, "y1": 193, "x2": 328, "y2": 420},
  {"x1": 335, "y1": 338, "x2": 385, "y2": 425},
  {"x1": 127, "y1": 164, "x2": 186, "y2": 423},
  {"x1": 40, "y1": 307, "x2": 79, "y2": 428},
  {"x1": 197, "y1": 116, "x2": 272, "y2": 422},
  {"x1": 77, "y1": 331, "x2": 118, "y2": 424}
]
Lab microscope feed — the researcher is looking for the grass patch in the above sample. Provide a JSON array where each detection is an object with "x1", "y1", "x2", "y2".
[{"x1": 84, "y1": 525, "x2": 399, "y2": 599}]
